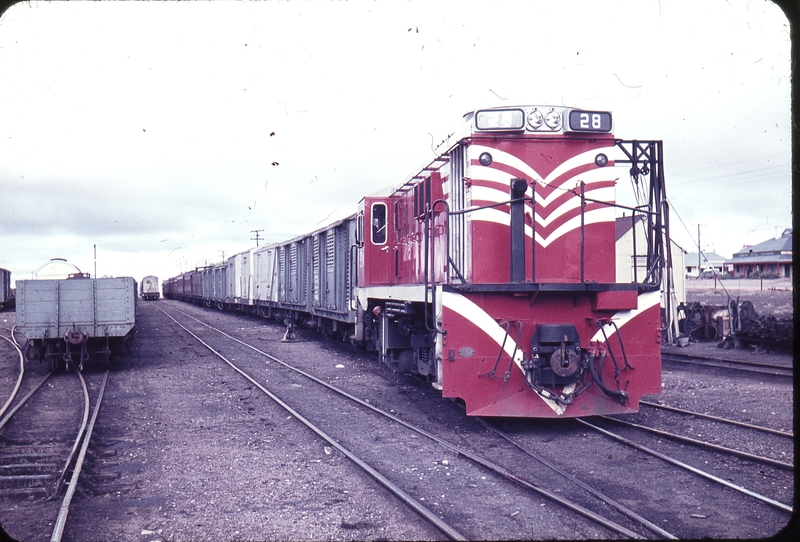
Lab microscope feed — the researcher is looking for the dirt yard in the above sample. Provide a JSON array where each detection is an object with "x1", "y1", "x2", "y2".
[{"x1": 684, "y1": 277, "x2": 793, "y2": 317}]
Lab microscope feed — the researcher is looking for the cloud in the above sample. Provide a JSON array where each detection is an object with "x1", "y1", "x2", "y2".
[{"x1": 0, "y1": 0, "x2": 791, "y2": 283}]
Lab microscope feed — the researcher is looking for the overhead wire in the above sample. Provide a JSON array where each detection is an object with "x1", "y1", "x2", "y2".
[{"x1": 665, "y1": 196, "x2": 734, "y2": 305}]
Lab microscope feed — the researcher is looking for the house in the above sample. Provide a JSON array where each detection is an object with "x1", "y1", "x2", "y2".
[
  {"x1": 683, "y1": 252, "x2": 730, "y2": 277},
  {"x1": 730, "y1": 228, "x2": 793, "y2": 278}
]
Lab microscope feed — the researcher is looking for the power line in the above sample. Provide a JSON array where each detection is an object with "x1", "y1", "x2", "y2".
[{"x1": 251, "y1": 229, "x2": 264, "y2": 247}]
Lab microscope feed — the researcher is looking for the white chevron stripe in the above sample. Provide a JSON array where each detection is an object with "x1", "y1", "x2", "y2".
[
  {"x1": 442, "y1": 289, "x2": 660, "y2": 414},
  {"x1": 534, "y1": 169, "x2": 616, "y2": 208},
  {"x1": 469, "y1": 144, "x2": 545, "y2": 184},
  {"x1": 590, "y1": 290, "x2": 661, "y2": 342},
  {"x1": 543, "y1": 145, "x2": 616, "y2": 185},
  {"x1": 533, "y1": 207, "x2": 614, "y2": 247},
  {"x1": 471, "y1": 185, "x2": 615, "y2": 229},
  {"x1": 471, "y1": 206, "x2": 614, "y2": 247},
  {"x1": 533, "y1": 186, "x2": 615, "y2": 228},
  {"x1": 441, "y1": 290, "x2": 565, "y2": 415},
  {"x1": 469, "y1": 144, "x2": 616, "y2": 188},
  {"x1": 470, "y1": 164, "x2": 615, "y2": 209}
]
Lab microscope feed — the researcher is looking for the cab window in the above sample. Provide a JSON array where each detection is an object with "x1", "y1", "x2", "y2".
[{"x1": 371, "y1": 203, "x2": 387, "y2": 245}]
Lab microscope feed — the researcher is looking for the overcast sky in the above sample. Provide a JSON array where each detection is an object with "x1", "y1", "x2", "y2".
[{"x1": 0, "y1": 0, "x2": 792, "y2": 284}]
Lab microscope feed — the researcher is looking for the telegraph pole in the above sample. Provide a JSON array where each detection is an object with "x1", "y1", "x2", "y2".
[
  {"x1": 697, "y1": 224, "x2": 701, "y2": 274},
  {"x1": 251, "y1": 229, "x2": 264, "y2": 247}
]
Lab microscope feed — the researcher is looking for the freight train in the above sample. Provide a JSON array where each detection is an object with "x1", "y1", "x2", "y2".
[{"x1": 165, "y1": 105, "x2": 671, "y2": 417}]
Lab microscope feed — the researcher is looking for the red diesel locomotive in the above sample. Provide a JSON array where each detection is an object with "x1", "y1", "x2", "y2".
[{"x1": 167, "y1": 105, "x2": 671, "y2": 418}]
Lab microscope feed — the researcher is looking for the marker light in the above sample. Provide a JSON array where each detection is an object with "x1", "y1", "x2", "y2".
[
  {"x1": 595, "y1": 153, "x2": 609, "y2": 167},
  {"x1": 479, "y1": 152, "x2": 493, "y2": 166}
]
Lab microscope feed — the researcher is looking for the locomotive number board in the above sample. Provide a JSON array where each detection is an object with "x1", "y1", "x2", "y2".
[{"x1": 567, "y1": 110, "x2": 613, "y2": 133}]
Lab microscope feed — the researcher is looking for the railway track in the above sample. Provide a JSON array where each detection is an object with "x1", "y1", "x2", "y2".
[
  {"x1": 6, "y1": 300, "x2": 786, "y2": 540},
  {"x1": 581, "y1": 350, "x2": 793, "y2": 536},
  {"x1": 157, "y1": 303, "x2": 672, "y2": 540},
  {"x1": 639, "y1": 399, "x2": 793, "y2": 438},
  {"x1": 577, "y1": 416, "x2": 793, "y2": 513},
  {"x1": 485, "y1": 408, "x2": 793, "y2": 539},
  {"x1": 662, "y1": 351, "x2": 792, "y2": 377},
  {"x1": 0, "y1": 327, "x2": 110, "y2": 542}
]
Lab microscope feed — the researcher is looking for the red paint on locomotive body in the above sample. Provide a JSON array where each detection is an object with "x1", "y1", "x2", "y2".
[
  {"x1": 358, "y1": 197, "x2": 394, "y2": 286},
  {"x1": 440, "y1": 289, "x2": 662, "y2": 417},
  {"x1": 466, "y1": 136, "x2": 618, "y2": 284}
]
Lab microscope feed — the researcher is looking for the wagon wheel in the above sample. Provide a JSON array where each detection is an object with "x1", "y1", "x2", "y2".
[{"x1": 44, "y1": 344, "x2": 58, "y2": 372}]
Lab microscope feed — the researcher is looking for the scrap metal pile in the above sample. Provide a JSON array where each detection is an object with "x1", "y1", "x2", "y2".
[
  {"x1": 677, "y1": 299, "x2": 793, "y2": 350},
  {"x1": 729, "y1": 300, "x2": 794, "y2": 349}
]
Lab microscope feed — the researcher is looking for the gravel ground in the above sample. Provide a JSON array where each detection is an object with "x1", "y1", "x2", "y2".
[
  {"x1": 0, "y1": 279, "x2": 795, "y2": 540},
  {"x1": 685, "y1": 276, "x2": 793, "y2": 316}
]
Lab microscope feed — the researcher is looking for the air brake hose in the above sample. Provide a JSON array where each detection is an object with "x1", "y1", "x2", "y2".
[
  {"x1": 588, "y1": 352, "x2": 628, "y2": 404},
  {"x1": 609, "y1": 320, "x2": 634, "y2": 370}
]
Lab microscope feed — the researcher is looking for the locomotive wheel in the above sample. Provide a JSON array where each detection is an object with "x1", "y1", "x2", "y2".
[{"x1": 384, "y1": 349, "x2": 415, "y2": 374}]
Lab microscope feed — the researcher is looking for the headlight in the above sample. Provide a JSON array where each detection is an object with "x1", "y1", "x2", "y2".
[
  {"x1": 527, "y1": 109, "x2": 544, "y2": 130},
  {"x1": 544, "y1": 109, "x2": 562, "y2": 130}
]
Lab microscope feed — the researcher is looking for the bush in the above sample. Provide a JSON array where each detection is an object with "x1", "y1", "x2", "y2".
[{"x1": 748, "y1": 270, "x2": 780, "y2": 279}]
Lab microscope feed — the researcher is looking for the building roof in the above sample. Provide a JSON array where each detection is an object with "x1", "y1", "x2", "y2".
[
  {"x1": 684, "y1": 252, "x2": 729, "y2": 266},
  {"x1": 615, "y1": 215, "x2": 644, "y2": 241},
  {"x1": 731, "y1": 229, "x2": 793, "y2": 263}
]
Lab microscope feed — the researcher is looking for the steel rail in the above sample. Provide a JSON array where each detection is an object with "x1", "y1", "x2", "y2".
[
  {"x1": 598, "y1": 416, "x2": 793, "y2": 470},
  {"x1": 0, "y1": 335, "x2": 25, "y2": 420},
  {"x1": 639, "y1": 400, "x2": 793, "y2": 438},
  {"x1": 159, "y1": 304, "x2": 645, "y2": 539},
  {"x1": 157, "y1": 307, "x2": 469, "y2": 542},
  {"x1": 11, "y1": 325, "x2": 23, "y2": 348},
  {"x1": 662, "y1": 352, "x2": 792, "y2": 377},
  {"x1": 0, "y1": 372, "x2": 52, "y2": 430},
  {"x1": 577, "y1": 419, "x2": 793, "y2": 514},
  {"x1": 50, "y1": 370, "x2": 110, "y2": 542},
  {"x1": 55, "y1": 370, "x2": 92, "y2": 492},
  {"x1": 477, "y1": 418, "x2": 677, "y2": 540}
]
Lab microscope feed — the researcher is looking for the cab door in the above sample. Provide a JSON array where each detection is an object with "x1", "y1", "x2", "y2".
[{"x1": 358, "y1": 198, "x2": 392, "y2": 286}]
